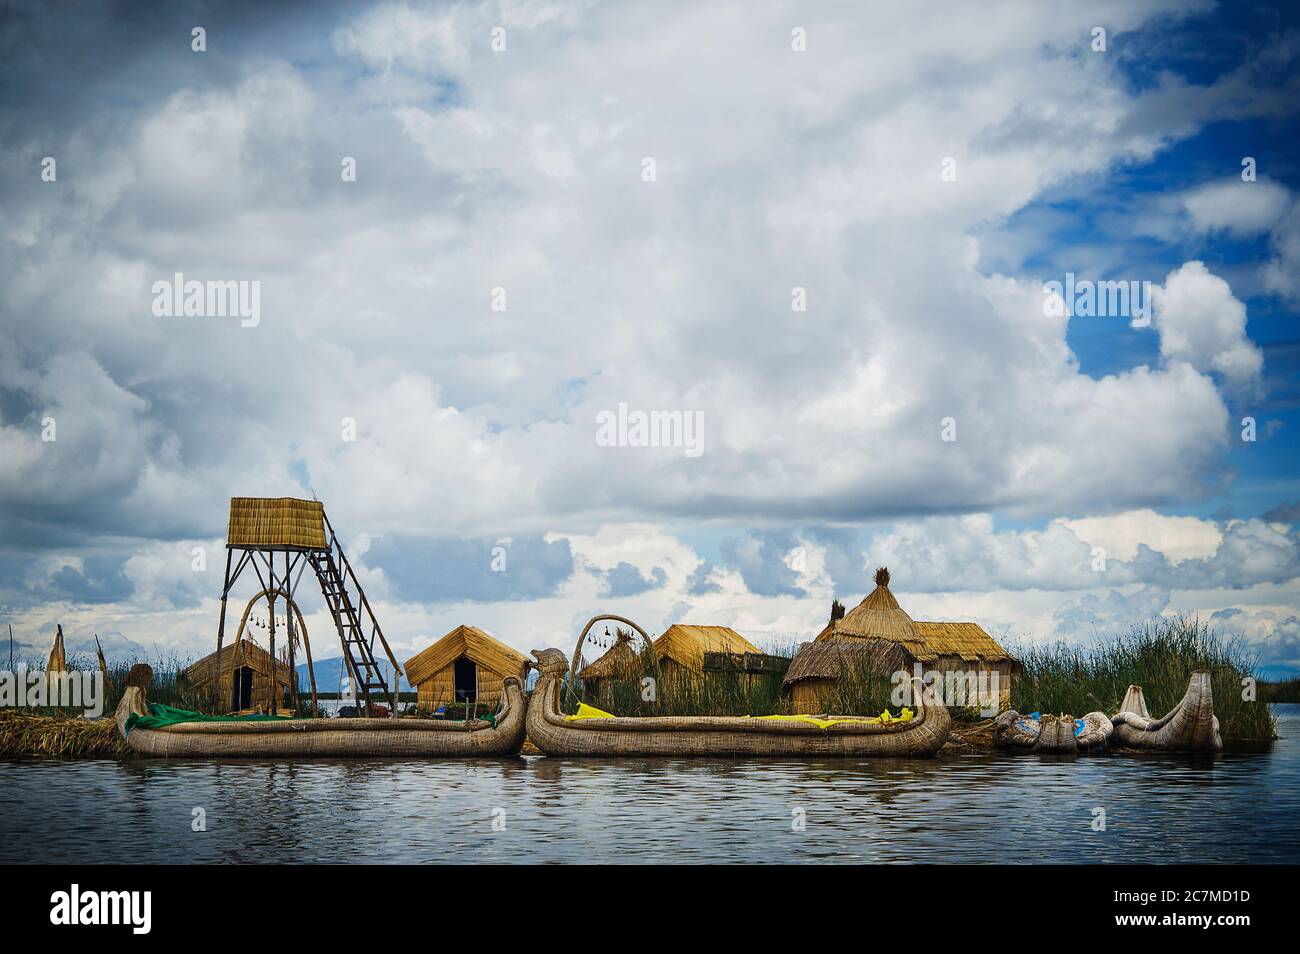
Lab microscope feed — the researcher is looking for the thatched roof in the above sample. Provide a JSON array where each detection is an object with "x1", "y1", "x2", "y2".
[
  {"x1": 404, "y1": 625, "x2": 528, "y2": 686},
  {"x1": 184, "y1": 638, "x2": 293, "y2": 688},
  {"x1": 227, "y1": 497, "x2": 327, "y2": 550},
  {"x1": 915, "y1": 622, "x2": 1019, "y2": 667},
  {"x1": 578, "y1": 634, "x2": 643, "y2": 681},
  {"x1": 816, "y1": 568, "x2": 1019, "y2": 667},
  {"x1": 782, "y1": 639, "x2": 899, "y2": 687},
  {"x1": 816, "y1": 567, "x2": 920, "y2": 644},
  {"x1": 654, "y1": 625, "x2": 761, "y2": 672}
]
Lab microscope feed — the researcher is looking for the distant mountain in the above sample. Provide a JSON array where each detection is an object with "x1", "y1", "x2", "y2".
[{"x1": 295, "y1": 656, "x2": 412, "y2": 693}]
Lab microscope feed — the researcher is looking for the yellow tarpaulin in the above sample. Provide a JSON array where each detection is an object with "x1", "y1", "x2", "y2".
[
  {"x1": 562, "y1": 704, "x2": 915, "y2": 726},
  {"x1": 565, "y1": 702, "x2": 617, "y2": 721},
  {"x1": 749, "y1": 708, "x2": 914, "y2": 729}
]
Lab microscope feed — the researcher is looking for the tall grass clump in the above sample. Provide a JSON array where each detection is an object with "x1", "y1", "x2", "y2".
[
  {"x1": 567, "y1": 642, "x2": 915, "y2": 718},
  {"x1": 1011, "y1": 616, "x2": 1275, "y2": 743},
  {"x1": 809, "y1": 650, "x2": 912, "y2": 718},
  {"x1": 567, "y1": 643, "x2": 791, "y2": 717},
  {"x1": 13, "y1": 651, "x2": 209, "y2": 718}
]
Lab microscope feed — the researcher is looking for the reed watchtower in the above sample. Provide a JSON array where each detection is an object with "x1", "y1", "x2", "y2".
[{"x1": 212, "y1": 497, "x2": 402, "y2": 717}]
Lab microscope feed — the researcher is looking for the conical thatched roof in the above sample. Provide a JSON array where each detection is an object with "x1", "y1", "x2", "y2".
[
  {"x1": 816, "y1": 567, "x2": 919, "y2": 644},
  {"x1": 578, "y1": 632, "x2": 643, "y2": 681}
]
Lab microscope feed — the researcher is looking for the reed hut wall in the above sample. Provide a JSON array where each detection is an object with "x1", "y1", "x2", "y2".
[
  {"x1": 404, "y1": 625, "x2": 528, "y2": 711},
  {"x1": 183, "y1": 638, "x2": 293, "y2": 712}
]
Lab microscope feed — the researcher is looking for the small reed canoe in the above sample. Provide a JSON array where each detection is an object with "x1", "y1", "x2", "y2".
[
  {"x1": 1110, "y1": 671, "x2": 1222, "y2": 752},
  {"x1": 525, "y1": 648, "x2": 950, "y2": 758},
  {"x1": 114, "y1": 665, "x2": 527, "y2": 758}
]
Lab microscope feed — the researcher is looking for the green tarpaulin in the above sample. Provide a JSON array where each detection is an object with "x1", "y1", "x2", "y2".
[{"x1": 125, "y1": 703, "x2": 288, "y2": 735}]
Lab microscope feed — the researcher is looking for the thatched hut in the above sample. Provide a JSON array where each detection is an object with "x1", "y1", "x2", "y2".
[
  {"x1": 782, "y1": 639, "x2": 902, "y2": 714},
  {"x1": 783, "y1": 568, "x2": 1020, "y2": 712},
  {"x1": 183, "y1": 638, "x2": 294, "y2": 714},
  {"x1": 578, "y1": 629, "x2": 645, "y2": 700},
  {"x1": 653, "y1": 624, "x2": 761, "y2": 682},
  {"x1": 404, "y1": 625, "x2": 528, "y2": 711}
]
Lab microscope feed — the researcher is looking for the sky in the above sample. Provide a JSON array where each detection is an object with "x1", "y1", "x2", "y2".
[{"x1": 2, "y1": 0, "x2": 1299, "y2": 679}]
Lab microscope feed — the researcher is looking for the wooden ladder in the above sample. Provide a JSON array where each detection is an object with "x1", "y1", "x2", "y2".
[{"x1": 308, "y1": 513, "x2": 401, "y2": 717}]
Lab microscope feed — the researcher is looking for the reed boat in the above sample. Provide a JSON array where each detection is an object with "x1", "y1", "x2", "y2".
[
  {"x1": 114, "y1": 665, "x2": 527, "y2": 758},
  {"x1": 525, "y1": 648, "x2": 951, "y2": 758},
  {"x1": 1109, "y1": 671, "x2": 1222, "y2": 752},
  {"x1": 994, "y1": 710, "x2": 1113, "y2": 754}
]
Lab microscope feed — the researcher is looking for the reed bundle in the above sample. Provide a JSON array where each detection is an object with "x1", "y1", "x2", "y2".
[{"x1": 0, "y1": 711, "x2": 124, "y2": 758}]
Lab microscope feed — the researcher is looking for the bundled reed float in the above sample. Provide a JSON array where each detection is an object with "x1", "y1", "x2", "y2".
[
  {"x1": 526, "y1": 648, "x2": 951, "y2": 758},
  {"x1": 994, "y1": 710, "x2": 1113, "y2": 754},
  {"x1": 1110, "y1": 671, "x2": 1222, "y2": 752},
  {"x1": 115, "y1": 665, "x2": 527, "y2": 758},
  {"x1": 995, "y1": 670, "x2": 1222, "y2": 754}
]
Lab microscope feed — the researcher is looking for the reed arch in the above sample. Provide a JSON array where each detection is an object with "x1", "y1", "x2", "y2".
[
  {"x1": 569, "y1": 613, "x2": 660, "y2": 687},
  {"x1": 223, "y1": 587, "x2": 318, "y2": 715}
]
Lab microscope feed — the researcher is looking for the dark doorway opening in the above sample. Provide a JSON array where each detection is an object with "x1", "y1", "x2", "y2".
[
  {"x1": 453, "y1": 657, "x2": 477, "y2": 702},
  {"x1": 231, "y1": 666, "x2": 254, "y2": 710}
]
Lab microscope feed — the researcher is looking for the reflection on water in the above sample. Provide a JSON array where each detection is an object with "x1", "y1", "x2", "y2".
[{"x1": 2, "y1": 706, "x2": 1297, "y2": 864}]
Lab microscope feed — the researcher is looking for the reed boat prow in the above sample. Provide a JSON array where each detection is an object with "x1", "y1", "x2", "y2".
[
  {"x1": 525, "y1": 647, "x2": 950, "y2": 758},
  {"x1": 1118, "y1": 684, "x2": 1150, "y2": 719},
  {"x1": 1110, "y1": 670, "x2": 1222, "y2": 752},
  {"x1": 115, "y1": 664, "x2": 528, "y2": 758}
]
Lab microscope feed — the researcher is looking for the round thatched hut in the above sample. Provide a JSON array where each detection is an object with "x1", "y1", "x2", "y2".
[
  {"x1": 783, "y1": 567, "x2": 1021, "y2": 713},
  {"x1": 577, "y1": 629, "x2": 644, "y2": 701},
  {"x1": 781, "y1": 639, "x2": 902, "y2": 714}
]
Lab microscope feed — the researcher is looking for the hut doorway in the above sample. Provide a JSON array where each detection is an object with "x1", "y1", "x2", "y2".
[
  {"x1": 231, "y1": 666, "x2": 254, "y2": 711},
  {"x1": 453, "y1": 657, "x2": 477, "y2": 702}
]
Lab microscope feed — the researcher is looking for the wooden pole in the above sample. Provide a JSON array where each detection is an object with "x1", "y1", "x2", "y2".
[
  {"x1": 212, "y1": 548, "x2": 234, "y2": 712},
  {"x1": 298, "y1": 600, "x2": 319, "y2": 718},
  {"x1": 285, "y1": 551, "x2": 299, "y2": 714},
  {"x1": 267, "y1": 552, "x2": 277, "y2": 716}
]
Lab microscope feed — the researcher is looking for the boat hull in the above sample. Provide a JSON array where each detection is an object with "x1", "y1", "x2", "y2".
[
  {"x1": 525, "y1": 649, "x2": 950, "y2": 758},
  {"x1": 115, "y1": 677, "x2": 528, "y2": 758},
  {"x1": 1110, "y1": 671, "x2": 1222, "y2": 752}
]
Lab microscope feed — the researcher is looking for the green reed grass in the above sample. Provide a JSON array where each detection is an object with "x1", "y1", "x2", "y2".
[
  {"x1": 568, "y1": 617, "x2": 1277, "y2": 742},
  {"x1": 1009, "y1": 617, "x2": 1275, "y2": 743},
  {"x1": 567, "y1": 643, "x2": 791, "y2": 717}
]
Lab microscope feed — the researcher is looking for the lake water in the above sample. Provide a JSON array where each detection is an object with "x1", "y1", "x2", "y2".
[{"x1": 2, "y1": 705, "x2": 1297, "y2": 864}]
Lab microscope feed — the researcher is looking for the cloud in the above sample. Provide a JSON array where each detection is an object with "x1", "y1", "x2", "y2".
[
  {"x1": 0, "y1": 0, "x2": 1285, "y2": 552},
  {"x1": 1154, "y1": 261, "x2": 1263, "y2": 395},
  {"x1": 1051, "y1": 584, "x2": 1173, "y2": 641},
  {"x1": 1180, "y1": 177, "x2": 1291, "y2": 236},
  {"x1": 1263, "y1": 199, "x2": 1300, "y2": 301},
  {"x1": 1062, "y1": 509, "x2": 1222, "y2": 564},
  {"x1": 0, "y1": 2, "x2": 1296, "y2": 673}
]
